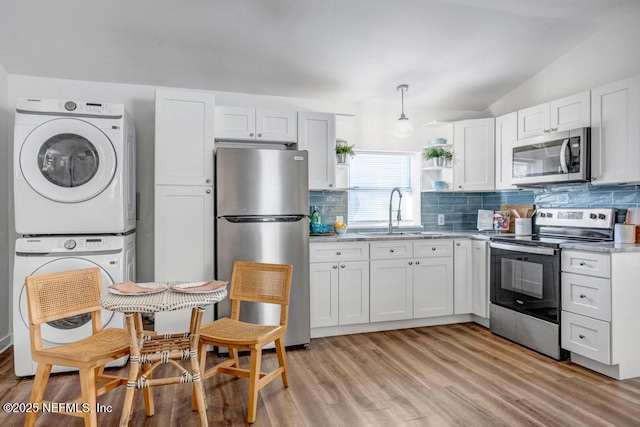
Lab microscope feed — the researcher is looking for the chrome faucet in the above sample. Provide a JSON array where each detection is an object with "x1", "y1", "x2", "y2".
[{"x1": 388, "y1": 187, "x2": 403, "y2": 233}]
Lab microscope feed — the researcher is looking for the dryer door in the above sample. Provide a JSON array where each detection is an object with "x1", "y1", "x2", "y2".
[
  {"x1": 18, "y1": 257, "x2": 117, "y2": 345},
  {"x1": 19, "y1": 118, "x2": 117, "y2": 203}
]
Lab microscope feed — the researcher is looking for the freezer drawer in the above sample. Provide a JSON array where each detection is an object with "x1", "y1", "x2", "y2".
[{"x1": 216, "y1": 217, "x2": 310, "y2": 347}]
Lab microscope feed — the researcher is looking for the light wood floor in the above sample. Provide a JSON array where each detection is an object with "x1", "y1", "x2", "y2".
[{"x1": 2, "y1": 323, "x2": 640, "y2": 426}]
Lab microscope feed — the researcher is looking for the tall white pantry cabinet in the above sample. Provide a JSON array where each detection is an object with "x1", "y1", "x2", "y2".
[{"x1": 154, "y1": 89, "x2": 216, "y2": 333}]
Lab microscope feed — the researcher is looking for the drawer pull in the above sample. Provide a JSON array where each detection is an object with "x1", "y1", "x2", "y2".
[
  {"x1": 432, "y1": 247, "x2": 436, "y2": 251},
  {"x1": 408, "y1": 261, "x2": 413, "y2": 265},
  {"x1": 336, "y1": 251, "x2": 341, "y2": 255},
  {"x1": 332, "y1": 265, "x2": 337, "y2": 269},
  {"x1": 579, "y1": 261, "x2": 586, "y2": 266},
  {"x1": 579, "y1": 294, "x2": 586, "y2": 299},
  {"x1": 390, "y1": 248, "x2": 395, "y2": 253},
  {"x1": 579, "y1": 334, "x2": 586, "y2": 339},
  {"x1": 456, "y1": 242, "x2": 461, "y2": 246},
  {"x1": 341, "y1": 265, "x2": 345, "y2": 268},
  {"x1": 415, "y1": 261, "x2": 420, "y2": 265},
  {"x1": 516, "y1": 299, "x2": 524, "y2": 305}
]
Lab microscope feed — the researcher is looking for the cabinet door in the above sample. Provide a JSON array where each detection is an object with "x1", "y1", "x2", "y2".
[
  {"x1": 591, "y1": 75, "x2": 640, "y2": 185},
  {"x1": 310, "y1": 262, "x2": 339, "y2": 328},
  {"x1": 471, "y1": 240, "x2": 489, "y2": 318},
  {"x1": 494, "y1": 112, "x2": 517, "y2": 190},
  {"x1": 214, "y1": 106, "x2": 256, "y2": 140},
  {"x1": 550, "y1": 91, "x2": 590, "y2": 132},
  {"x1": 413, "y1": 257, "x2": 454, "y2": 318},
  {"x1": 453, "y1": 240, "x2": 472, "y2": 315},
  {"x1": 453, "y1": 118, "x2": 495, "y2": 191},
  {"x1": 370, "y1": 259, "x2": 412, "y2": 322},
  {"x1": 154, "y1": 185, "x2": 214, "y2": 282},
  {"x1": 298, "y1": 112, "x2": 336, "y2": 190},
  {"x1": 155, "y1": 89, "x2": 215, "y2": 186},
  {"x1": 517, "y1": 103, "x2": 550, "y2": 139},
  {"x1": 338, "y1": 261, "x2": 370, "y2": 325},
  {"x1": 256, "y1": 109, "x2": 297, "y2": 142}
]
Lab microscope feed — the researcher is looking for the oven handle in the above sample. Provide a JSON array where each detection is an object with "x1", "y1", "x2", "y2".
[{"x1": 490, "y1": 242, "x2": 558, "y2": 256}]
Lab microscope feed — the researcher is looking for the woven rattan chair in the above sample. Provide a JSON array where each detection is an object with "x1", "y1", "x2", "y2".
[
  {"x1": 198, "y1": 261, "x2": 293, "y2": 423},
  {"x1": 24, "y1": 268, "x2": 131, "y2": 427}
]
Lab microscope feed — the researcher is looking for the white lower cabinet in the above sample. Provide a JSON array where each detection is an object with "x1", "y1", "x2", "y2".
[
  {"x1": 453, "y1": 240, "x2": 472, "y2": 315},
  {"x1": 414, "y1": 257, "x2": 454, "y2": 318},
  {"x1": 471, "y1": 240, "x2": 489, "y2": 318},
  {"x1": 370, "y1": 259, "x2": 413, "y2": 322},
  {"x1": 310, "y1": 243, "x2": 369, "y2": 328}
]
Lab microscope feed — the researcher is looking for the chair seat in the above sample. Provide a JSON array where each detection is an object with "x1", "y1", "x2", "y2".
[
  {"x1": 33, "y1": 327, "x2": 130, "y2": 364},
  {"x1": 200, "y1": 317, "x2": 284, "y2": 347}
]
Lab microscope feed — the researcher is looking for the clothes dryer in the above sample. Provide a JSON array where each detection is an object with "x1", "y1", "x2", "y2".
[
  {"x1": 14, "y1": 98, "x2": 136, "y2": 235},
  {"x1": 12, "y1": 233, "x2": 135, "y2": 376}
]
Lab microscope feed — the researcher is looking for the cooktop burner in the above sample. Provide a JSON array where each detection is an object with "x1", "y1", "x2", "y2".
[{"x1": 490, "y1": 235, "x2": 591, "y2": 248}]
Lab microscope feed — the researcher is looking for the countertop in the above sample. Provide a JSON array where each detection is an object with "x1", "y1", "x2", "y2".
[{"x1": 310, "y1": 231, "x2": 640, "y2": 253}]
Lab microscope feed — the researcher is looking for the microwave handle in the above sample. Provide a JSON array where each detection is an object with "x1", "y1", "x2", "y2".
[{"x1": 560, "y1": 138, "x2": 570, "y2": 173}]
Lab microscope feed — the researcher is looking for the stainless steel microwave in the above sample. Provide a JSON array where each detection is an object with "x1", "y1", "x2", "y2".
[{"x1": 511, "y1": 127, "x2": 590, "y2": 187}]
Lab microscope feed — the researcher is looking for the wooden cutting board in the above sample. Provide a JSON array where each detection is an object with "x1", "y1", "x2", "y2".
[{"x1": 500, "y1": 204, "x2": 535, "y2": 233}]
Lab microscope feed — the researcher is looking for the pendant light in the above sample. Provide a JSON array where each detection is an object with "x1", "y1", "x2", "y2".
[{"x1": 393, "y1": 84, "x2": 413, "y2": 138}]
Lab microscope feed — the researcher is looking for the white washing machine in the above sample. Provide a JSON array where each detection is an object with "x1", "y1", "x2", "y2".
[
  {"x1": 12, "y1": 233, "x2": 136, "y2": 376},
  {"x1": 14, "y1": 98, "x2": 136, "y2": 235}
]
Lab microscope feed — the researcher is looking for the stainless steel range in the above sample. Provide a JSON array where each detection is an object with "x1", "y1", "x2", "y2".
[{"x1": 489, "y1": 207, "x2": 616, "y2": 360}]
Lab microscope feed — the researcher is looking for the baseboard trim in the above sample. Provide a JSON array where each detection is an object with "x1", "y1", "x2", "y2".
[{"x1": 0, "y1": 333, "x2": 12, "y2": 354}]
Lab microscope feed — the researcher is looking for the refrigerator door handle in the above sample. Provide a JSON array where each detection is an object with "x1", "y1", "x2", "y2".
[{"x1": 219, "y1": 215, "x2": 307, "y2": 223}]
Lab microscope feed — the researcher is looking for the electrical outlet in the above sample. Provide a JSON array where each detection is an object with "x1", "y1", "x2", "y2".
[
  {"x1": 438, "y1": 214, "x2": 445, "y2": 225},
  {"x1": 336, "y1": 216, "x2": 344, "y2": 224}
]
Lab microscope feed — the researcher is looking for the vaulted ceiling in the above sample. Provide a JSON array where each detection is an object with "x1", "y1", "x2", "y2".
[{"x1": 1, "y1": 0, "x2": 639, "y2": 111}]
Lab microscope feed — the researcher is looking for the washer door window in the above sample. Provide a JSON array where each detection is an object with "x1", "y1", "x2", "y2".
[
  {"x1": 20, "y1": 118, "x2": 117, "y2": 203},
  {"x1": 18, "y1": 257, "x2": 117, "y2": 345}
]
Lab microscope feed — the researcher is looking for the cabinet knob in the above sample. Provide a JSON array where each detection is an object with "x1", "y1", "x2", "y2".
[
  {"x1": 329, "y1": 183, "x2": 334, "y2": 187},
  {"x1": 543, "y1": 129, "x2": 550, "y2": 133},
  {"x1": 458, "y1": 185, "x2": 462, "y2": 189},
  {"x1": 415, "y1": 261, "x2": 420, "y2": 265},
  {"x1": 332, "y1": 265, "x2": 338, "y2": 269},
  {"x1": 591, "y1": 177, "x2": 597, "y2": 181},
  {"x1": 551, "y1": 127, "x2": 558, "y2": 132},
  {"x1": 390, "y1": 248, "x2": 395, "y2": 253},
  {"x1": 249, "y1": 132, "x2": 254, "y2": 137},
  {"x1": 336, "y1": 251, "x2": 341, "y2": 255},
  {"x1": 206, "y1": 178, "x2": 212, "y2": 184},
  {"x1": 456, "y1": 242, "x2": 461, "y2": 246},
  {"x1": 579, "y1": 334, "x2": 586, "y2": 339},
  {"x1": 206, "y1": 189, "x2": 212, "y2": 194},
  {"x1": 258, "y1": 133, "x2": 263, "y2": 138},
  {"x1": 408, "y1": 261, "x2": 413, "y2": 265},
  {"x1": 579, "y1": 261, "x2": 586, "y2": 266},
  {"x1": 432, "y1": 247, "x2": 436, "y2": 251},
  {"x1": 579, "y1": 294, "x2": 586, "y2": 299},
  {"x1": 341, "y1": 265, "x2": 345, "y2": 268}
]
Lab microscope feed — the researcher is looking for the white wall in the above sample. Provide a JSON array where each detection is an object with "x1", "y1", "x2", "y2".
[
  {"x1": 0, "y1": 63, "x2": 10, "y2": 352},
  {"x1": 6, "y1": 75, "x2": 358, "y2": 286},
  {"x1": 489, "y1": 10, "x2": 640, "y2": 116}
]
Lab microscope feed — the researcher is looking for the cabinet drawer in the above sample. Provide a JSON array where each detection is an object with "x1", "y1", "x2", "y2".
[
  {"x1": 561, "y1": 272, "x2": 611, "y2": 321},
  {"x1": 370, "y1": 241, "x2": 413, "y2": 260},
  {"x1": 561, "y1": 311, "x2": 610, "y2": 364},
  {"x1": 310, "y1": 243, "x2": 369, "y2": 262},
  {"x1": 414, "y1": 240, "x2": 453, "y2": 258},
  {"x1": 561, "y1": 250, "x2": 610, "y2": 278}
]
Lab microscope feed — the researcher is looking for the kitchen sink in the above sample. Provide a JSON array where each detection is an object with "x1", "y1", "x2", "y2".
[{"x1": 356, "y1": 231, "x2": 443, "y2": 237}]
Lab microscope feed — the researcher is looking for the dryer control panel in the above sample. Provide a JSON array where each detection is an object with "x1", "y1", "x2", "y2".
[
  {"x1": 15, "y1": 236, "x2": 124, "y2": 254},
  {"x1": 16, "y1": 98, "x2": 124, "y2": 118}
]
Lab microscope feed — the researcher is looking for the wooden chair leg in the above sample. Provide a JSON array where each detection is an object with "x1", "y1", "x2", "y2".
[
  {"x1": 190, "y1": 350, "x2": 208, "y2": 426},
  {"x1": 230, "y1": 348, "x2": 240, "y2": 370},
  {"x1": 194, "y1": 341, "x2": 208, "y2": 411},
  {"x1": 141, "y1": 364, "x2": 154, "y2": 416},
  {"x1": 24, "y1": 363, "x2": 52, "y2": 427},
  {"x1": 119, "y1": 359, "x2": 140, "y2": 426},
  {"x1": 79, "y1": 367, "x2": 98, "y2": 426},
  {"x1": 247, "y1": 348, "x2": 262, "y2": 424},
  {"x1": 274, "y1": 338, "x2": 289, "y2": 387}
]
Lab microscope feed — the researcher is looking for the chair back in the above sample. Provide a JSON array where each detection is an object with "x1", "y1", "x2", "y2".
[
  {"x1": 25, "y1": 267, "x2": 104, "y2": 327},
  {"x1": 229, "y1": 262, "x2": 293, "y2": 325}
]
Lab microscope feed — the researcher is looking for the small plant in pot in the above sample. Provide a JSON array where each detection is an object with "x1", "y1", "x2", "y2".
[
  {"x1": 424, "y1": 147, "x2": 453, "y2": 167},
  {"x1": 335, "y1": 139, "x2": 356, "y2": 163}
]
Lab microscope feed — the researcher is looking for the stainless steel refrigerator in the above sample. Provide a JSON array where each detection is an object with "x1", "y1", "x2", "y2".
[{"x1": 215, "y1": 147, "x2": 310, "y2": 347}]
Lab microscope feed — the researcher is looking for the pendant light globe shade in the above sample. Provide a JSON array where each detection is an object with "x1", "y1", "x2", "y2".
[{"x1": 394, "y1": 84, "x2": 413, "y2": 138}]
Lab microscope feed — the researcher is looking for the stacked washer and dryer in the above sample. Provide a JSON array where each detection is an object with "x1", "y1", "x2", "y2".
[{"x1": 12, "y1": 98, "x2": 136, "y2": 376}]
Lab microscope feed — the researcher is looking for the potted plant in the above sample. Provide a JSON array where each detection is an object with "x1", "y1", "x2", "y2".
[
  {"x1": 335, "y1": 139, "x2": 355, "y2": 163},
  {"x1": 424, "y1": 146, "x2": 453, "y2": 167}
]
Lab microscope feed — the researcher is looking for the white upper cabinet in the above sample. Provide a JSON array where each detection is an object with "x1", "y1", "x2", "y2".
[
  {"x1": 215, "y1": 106, "x2": 297, "y2": 142},
  {"x1": 590, "y1": 75, "x2": 640, "y2": 185},
  {"x1": 155, "y1": 89, "x2": 215, "y2": 186},
  {"x1": 298, "y1": 112, "x2": 336, "y2": 190},
  {"x1": 517, "y1": 91, "x2": 590, "y2": 140},
  {"x1": 494, "y1": 112, "x2": 517, "y2": 190},
  {"x1": 453, "y1": 118, "x2": 495, "y2": 191}
]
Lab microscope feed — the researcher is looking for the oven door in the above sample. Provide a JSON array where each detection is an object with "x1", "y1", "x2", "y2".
[{"x1": 489, "y1": 242, "x2": 561, "y2": 323}]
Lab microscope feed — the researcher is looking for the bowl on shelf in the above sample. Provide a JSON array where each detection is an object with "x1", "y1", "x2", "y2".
[
  {"x1": 431, "y1": 137, "x2": 447, "y2": 145},
  {"x1": 431, "y1": 180, "x2": 447, "y2": 190}
]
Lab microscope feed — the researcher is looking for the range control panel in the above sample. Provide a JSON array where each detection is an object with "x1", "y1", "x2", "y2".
[{"x1": 535, "y1": 208, "x2": 615, "y2": 229}]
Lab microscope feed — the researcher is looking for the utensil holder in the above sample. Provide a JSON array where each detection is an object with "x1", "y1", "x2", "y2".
[
  {"x1": 515, "y1": 218, "x2": 532, "y2": 235},
  {"x1": 614, "y1": 224, "x2": 636, "y2": 243}
]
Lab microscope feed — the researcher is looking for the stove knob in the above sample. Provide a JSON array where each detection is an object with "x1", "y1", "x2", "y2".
[
  {"x1": 547, "y1": 213, "x2": 553, "y2": 218},
  {"x1": 539, "y1": 212, "x2": 546, "y2": 218},
  {"x1": 590, "y1": 213, "x2": 597, "y2": 219},
  {"x1": 598, "y1": 214, "x2": 606, "y2": 220}
]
